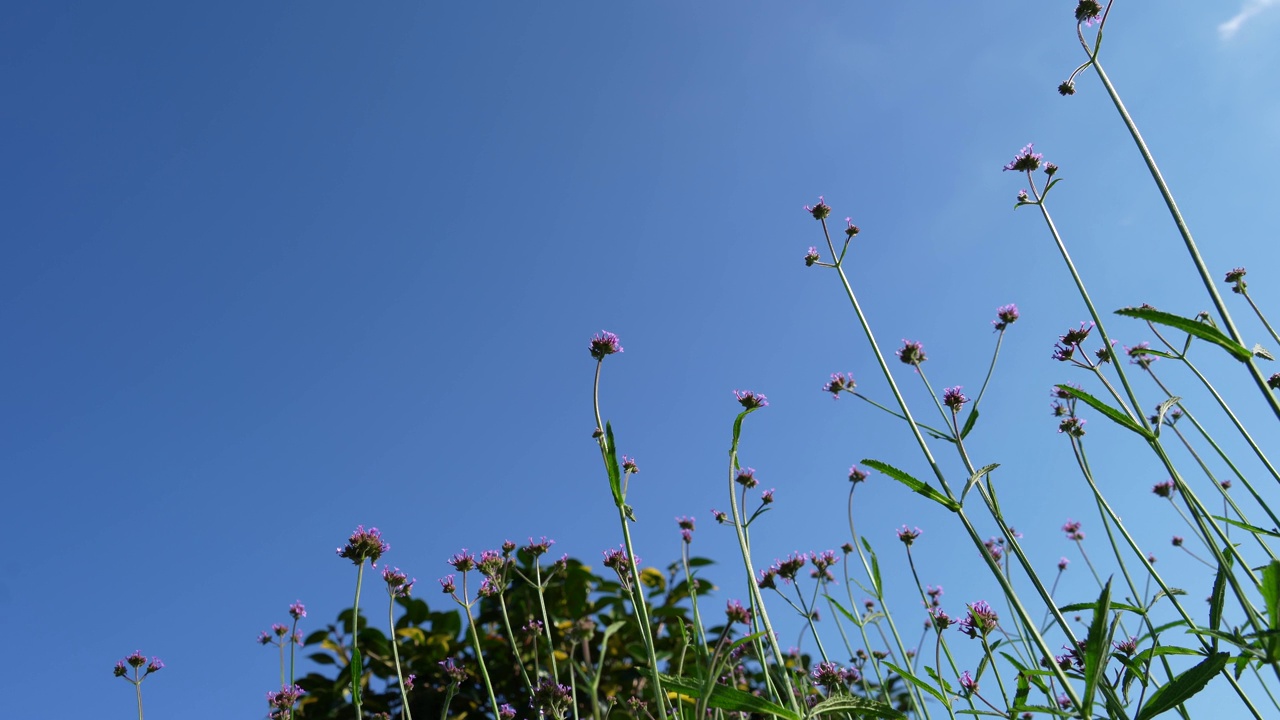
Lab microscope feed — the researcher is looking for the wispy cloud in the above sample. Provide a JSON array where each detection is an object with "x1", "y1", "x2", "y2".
[{"x1": 1220, "y1": 0, "x2": 1279, "y2": 39}]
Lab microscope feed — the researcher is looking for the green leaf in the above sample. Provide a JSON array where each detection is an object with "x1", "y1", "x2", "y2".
[
  {"x1": 1263, "y1": 560, "x2": 1280, "y2": 660},
  {"x1": 959, "y1": 406, "x2": 979, "y2": 439},
  {"x1": 861, "y1": 459, "x2": 959, "y2": 512},
  {"x1": 1054, "y1": 384, "x2": 1152, "y2": 439},
  {"x1": 1209, "y1": 551, "x2": 1231, "y2": 648},
  {"x1": 603, "y1": 422, "x2": 624, "y2": 509},
  {"x1": 1115, "y1": 306, "x2": 1253, "y2": 362},
  {"x1": 1081, "y1": 580, "x2": 1113, "y2": 713},
  {"x1": 1254, "y1": 344, "x2": 1274, "y2": 361},
  {"x1": 1059, "y1": 600, "x2": 1145, "y2": 615},
  {"x1": 883, "y1": 661, "x2": 948, "y2": 706},
  {"x1": 657, "y1": 673, "x2": 801, "y2": 720},
  {"x1": 1135, "y1": 652, "x2": 1229, "y2": 720},
  {"x1": 1211, "y1": 516, "x2": 1280, "y2": 537},
  {"x1": 809, "y1": 695, "x2": 906, "y2": 718},
  {"x1": 826, "y1": 595, "x2": 863, "y2": 628},
  {"x1": 961, "y1": 463, "x2": 999, "y2": 504},
  {"x1": 1153, "y1": 396, "x2": 1181, "y2": 435}
]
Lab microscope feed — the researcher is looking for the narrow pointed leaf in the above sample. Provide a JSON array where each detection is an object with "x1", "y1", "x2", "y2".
[
  {"x1": 961, "y1": 463, "x2": 999, "y2": 504},
  {"x1": 809, "y1": 695, "x2": 906, "y2": 718},
  {"x1": 658, "y1": 673, "x2": 800, "y2": 720},
  {"x1": 1154, "y1": 396, "x2": 1181, "y2": 433},
  {"x1": 604, "y1": 422, "x2": 623, "y2": 508},
  {"x1": 1116, "y1": 306, "x2": 1252, "y2": 361},
  {"x1": 350, "y1": 647, "x2": 362, "y2": 705},
  {"x1": 1211, "y1": 516, "x2": 1280, "y2": 537},
  {"x1": 1254, "y1": 344, "x2": 1274, "y2": 361},
  {"x1": 1054, "y1": 384, "x2": 1152, "y2": 438},
  {"x1": 862, "y1": 459, "x2": 959, "y2": 511},
  {"x1": 1135, "y1": 652, "x2": 1229, "y2": 720},
  {"x1": 959, "y1": 406, "x2": 979, "y2": 439},
  {"x1": 883, "y1": 661, "x2": 948, "y2": 705},
  {"x1": 1081, "y1": 579, "x2": 1112, "y2": 712}
]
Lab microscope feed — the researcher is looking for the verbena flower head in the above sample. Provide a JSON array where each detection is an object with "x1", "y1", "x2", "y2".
[
  {"x1": 1172, "y1": 535, "x2": 1184, "y2": 547},
  {"x1": 1017, "y1": 189, "x2": 1029, "y2": 203},
  {"x1": 1058, "y1": 416, "x2": 1087, "y2": 438},
  {"x1": 984, "y1": 537, "x2": 1004, "y2": 562},
  {"x1": 113, "y1": 661, "x2": 127, "y2": 677},
  {"x1": 930, "y1": 607, "x2": 953, "y2": 631},
  {"x1": 439, "y1": 656, "x2": 468, "y2": 684},
  {"x1": 804, "y1": 196, "x2": 832, "y2": 220},
  {"x1": 927, "y1": 585, "x2": 943, "y2": 604},
  {"x1": 897, "y1": 525, "x2": 923, "y2": 546},
  {"x1": 499, "y1": 704, "x2": 516, "y2": 720},
  {"x1": 848, "y1": 465, "x2": 868, "y2": 483},
  {"x1": 1075, "y1": 0, "x2": 1103, "y2": 24},
  {"x1": 677, "y1": 515, "x2": 695, "y2": 543},
  {"x1": 943, "y1": 386, "x2": 968, "y2": 412},
  {"x1": 477, "y1": 549, "x2": 506, "y2": 578},
  {"x1": 383, "y1": 567, "x2": 416, "y2": 597},
  {"x1": 257, "y1": 631, "x2": 272, "y2": 645},
  {"x1": 726, "y1": 599, "x2": 753, "y2": 625},
  {"x1": 993, "y1": 304, "x2": 1020, "y2": 331},
  {"x1": 897, "y1": 340, "x2": 927, "y2": 366},
  {"x1": 823, "y1": 372, "x2": 856, "y2": 399},
  {"x1": 1114, "y1": 636, "x2": 1138, "y2": 656},
  {"x1": 1152, "y1": 479, "x2": 1176, "y2": 498},
  {"x1": 438, "y1": 575, "x2": 456, "y2": 594},
  {"x1": 735, "y1": 467, "x2": 758, "y2": 489},
  {"x1": 1225, "y1": 266, "x2": 1248, "y2": 294},
  {"x1": 1060, "y1": 321, "x2": 1095, "y2": 347},
  {"x1": 1126, "y1": 342, "x2": 1156, "y2": 368},
  {"x1": 621, "y1": 455, "x2": 639, "y2": 473},
  {"x1": 1044, "y1": 162, "x2": 1059, "y2": 176},
  {"x1": 273, "y1": 623, "x2": 289, "y2": 637},
  {"x1": 804, "y1": 247, "x2": 821, "y2": 267},
  {"x1": 810, "y1": 550, "x2": 839, "y2": 582},
  {"x1": 602, "y1": 545, "x2": 637, "y2": 588},
  {"x1": 448, "y1": 550, "x2": 476, "y2": 572},
  {"x1": 812, "y1": 661, "x2": 854, "y2": 690},
  {"x1": 1058, "y1": 556, "x2": 1070, "y2": 571},
  {"x1": 588, "y1": 330, "x2": 623, "y2": 360},
  {"x1": 146, "y1": 657, "x2": 164, "y2": 674},
  {"x1": 337, "y1": 525, "x2": 389, "y2": 566},
  {"x1": 774, "y1": 552, "x2": 807, "y2": 583},
  {"x1": 959, "y1": 601, "x2": 999, "y2": 638},
  {"x1": 1058, "y1": 81, "x2": 1077, "y2": 95},
  {"x1": 288, "y1": 601, "x2": 306, "y2": 620},
  {"x1": 533, "y1": 679, "x2": 574, "y2": 716},
  {"x1": 760, "y1": 488, "x2": 775, "y2": 504},
  {"x1": 711, "y1": 507, "x2": 728, "y2": 524},
  {"x1": 522, "y1": 536, "x2": 555, "y2": 558},
  {"x1": 1062, "y1": 519, "x2": 1085, "y2": 541},
  {"x1": 126, "y1": 651, "x2": 148, "y2": 669},
  {"x1": 845, "y1": 217, "x2": 860, "y2": 238},
  {"x1": 959, "y1": 670, "x2": 978, "y2": 694},
  {"x1": 1270, "y1": 373, "x2": 1280, "y2": 391},
  {"x1": 1003, "y1": 143, "x2": 1043, "y2": 173},
  {"x1": 734, "y1": 389, "x2": 768, "y2": 409},
  {"x1": 267, "y1": 685, "x2": 305, "y2": 719}
]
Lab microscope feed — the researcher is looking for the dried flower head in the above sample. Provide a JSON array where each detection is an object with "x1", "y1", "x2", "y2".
[
  {"x1": 1075, "y1": 0, "x2": 1103, "y2": 24},
  {"x1": 1058, "y1": 81, "x2": 1076, "y2": 96}
]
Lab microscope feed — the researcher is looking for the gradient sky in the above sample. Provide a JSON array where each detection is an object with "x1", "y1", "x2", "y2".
[{"x1": 4, "y1": 2, "x2": 1280, "y2": 718}]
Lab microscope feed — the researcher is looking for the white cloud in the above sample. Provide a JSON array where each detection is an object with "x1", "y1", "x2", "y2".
[{"x1": 1220, "y1": 0, "x2": 1279, "y2": 39}]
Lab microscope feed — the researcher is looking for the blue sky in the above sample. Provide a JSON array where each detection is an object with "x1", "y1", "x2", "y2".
[{"x1": 4, "y1": 2, "x2": 1280, "y2": 718}]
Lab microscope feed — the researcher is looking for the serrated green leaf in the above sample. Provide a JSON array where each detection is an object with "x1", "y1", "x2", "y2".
[
  {"x1": 1115, "y1": 306, "x2": 1252, "y2": 362},
  {"x1": 861, "y1": 459, "x2": 959, "y2": 511},
  {"x1": 1211, "y1": 516, "x2": 1280, "y2": 537},
  {"x1": 883, "y1": 661, "x2": 949, "y2": 706},
  {"x1": 1210, "y1": 551, "x2": 1231, "y2": 649},
  {"x1": 1082, "y1": 580, "x2": 1113, "y2": 712},
  {"x1": 1054, "y1": 384, "x2": 1152, "y2": 438},
  {"x1": 961, "y1": 463, "x2": 999, "y2": 504},
  {"x1": 1058, "y1": 600, "x2": 1145, "y2": 615},
  {"x1": 1135, "y1": 652, "x2": 1229, "y2": 720},
  {"x1": 1154, "y1": 396, "x2": 1181, "y2": 434},
  {"x1": 604, "y1": 422, "x2": 623, "y2": 508},
  {"x1": 809, "y1": 695, "x2": 906, "y2": 718},
  {"x1": 657, "y1": 673, "x2": 800, "y2": 720}
]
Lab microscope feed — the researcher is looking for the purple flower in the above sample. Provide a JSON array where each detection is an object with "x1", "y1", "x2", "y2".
[
  {"x1": 533, "y1": 679, "x2": 574, "y2": 715},
  {"x1": 959, "y1": 670, "x2": 978, "y2": 694},
  {"x1": 439, "y1": 656, "x2": 468, "y2": 684},
  {"x1": 257, "y1": 631, "x2": 272, "y2": 645},
  {"x1": 1126, "y1": 342, "x2": 1156, "y2": 368},
  {"x1": 774, "y1": 552, "x2": 807, "y2": 582},
  {"x1": 1062, "y1": 519, "x2": 1085, "y2": 541},
  {"x1": 929, "y1": 607, "x2": 953, "y2": 631},
  {"x1": 848, "y1": 465, "x2": 868, "y2": 483},
  {"x1": 522, "y1": 536, "x2": 555, "y2": 558},
  {"x1": 804, "y1": 196, "x2": 832, "y2": 221},
  {"x1": 734, "y1": 389, "x2": 768, "y2": 409},
  {"x1": 897, "y1": 525, "x2": 923, "y2": 546},
  {"x1": 958, "y1": 601, "x2": 999, "y2": 638},
  {"x1": 448, "y1": 550, "x2": 476, "y2": 572},
  {"x1": 1172, "y1": 536, "x2": 1184, "y2": 547},
  {"x1": 812, "y1": 661, "x2": 851, "y2": 689},
  {"x1": 288, "y1": 601, "x2": 306, "y2": 620},
  {"x1": 1075, "y1": 0, "x2": 1103, "y2": 25},
  {"x1": 337, "y1": 525, "x2": 389, "y2": 566},
  {"x1": 621, "y1": 455, "x2": 638, "y2": 473},
  {"x1": 897, "y1": 340, "x2": 927, "y2": 365},
  {"x1": 1058, "y1": 416, "x2": 1087, "y2": 438},
  {"x1": 943, "y1": 386, "x2": 968, "y2": 412},
  {"x1": 125, "y1": 651, "x2": 148, "y2": 669},
  {"x1": 477, "y1": 549, "x2": 506, "y2": 578},
  {"x1": 499, "y1": 704, "x2": 516, "y2": 720},
  {"x1": 1058, "y1": 556, "x2": 1070, "y2": 571},
  {"x1": 602, "y1": 545, "x2": 637, "y2": 588},
  {"x1": 113, "y1": 661, "x2": 127, "y2": 677},
  {"x1": 805, "y1": 247, "x2": 821, "y2": 267},
  {"x1": 711, "y1": 508, "x2": 728, "y2": 524},
  {"x1": 726, "y1": 599, "x2": 753, "y2": 625},
  {"x1": 844, "y1": 217, "x2": 860, "y2": 238},
  {"x1": 810, "y1": 550, "x2": 839, "y2": 582},
  {"x1": 266, "y1": 685, "x2": 305, "y2": 719},
  {"x1": 383, "y1": 567, "x2": 416, "y2": 597},
  {"x1": 1152, "y1": 479, "x2": 1176, "y2": 498},
  {"x1": 1114, "y1": 637, "x2": 1138, "y2": 656},
  {"x1": 676, "y1": 516, "x2": 695, "y2": 532},
  {"x1": 1003, "y1": 143, "x2": 1044, "y2": 173},
  {"x1": 438, "y1": 575, "x2": 456, "y2": 594},
  {"x1": 1017, "y1": 189, "x2": 1029, "y2": 203},
  {"x1": 823, "y1": 372, "x2": 856, "y2": 399},
  {"x1": 588, "y1": 331, "x2": 623, "y2": 360},
  {"x1": 1060, "y1": 321, "x2": 1094, "y2": 346},
  {"x1": 145, "y1": 657, "x2": 164, "y2": 674},
  {"x1": 993, "y1": 304, "x2": 1020, "y2": 331},
  {"x1": 760, "y1": 488, "x2": 775, "y2": 504},
  {"x1": 735, "y1": 467, "x2": 758, "y2": 489},
  {"x1": 273, "y1": 623, "x2": 289, "y2": 637}
]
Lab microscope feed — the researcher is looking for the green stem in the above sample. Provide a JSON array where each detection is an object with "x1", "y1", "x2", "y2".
[
  {"x1": 462, "y1": 591, "x2": 502, "y2": 719},
  {"x1": 1242, "y1": 289, "x2": 1280, "y2": 348},
  {"x1": 1090, "y1": 59, "x2": 1280, "y2": 420},
  {"x1": 388, "y1": 595, "x2": 414, "y2": 720},
  {"x1": 352, "y1": 561, "x2": 365, "y2": 716}
]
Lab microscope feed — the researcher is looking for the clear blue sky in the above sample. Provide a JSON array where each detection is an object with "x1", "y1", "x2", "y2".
[{"x1": 4, "y1": 2, "x2": 1279, "y2": 718}]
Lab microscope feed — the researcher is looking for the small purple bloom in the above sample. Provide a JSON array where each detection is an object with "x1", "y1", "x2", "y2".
[
  {"x1": 804, "y1": 196, "x2": 832, "y2": 220},
  {"x1": 844, "y1": 217, "x2": 859, "y2": 238},
  {"x1": 711, "y1": 508, "x2": 728, "y2": 524},
  {"x1": 805, "y1": 247, "x2": 821, "y2": 267},
  {"x1": 848, "y1": 465, "x2": 868, "y2": 483},
  {"x1": 734, "y1": 389, "x2": 768, "y2": 409},
  {"x1": 1062, "y1": 520, "x2": 1085, "y2": 541},
  {"x1": 522, "y1": 536, "x2": 555, "y2": 558},
  {"x1": 993, "y1": 304, "x2": 1020, "y2": 331},
  {"x1": 760, "y1": 488, "x2": 775, "y2": 504},
  {"x1": 958, "y1": 601, "x2": 999, "y2": 638},
  {"x1": 499, "y1": 704, "x2": 516, "y2": 720},
  {"x1": 1003, "y1": 143, "x2": 1044, "y2": 173},
  {"x1": 1058, "y1": 556, "x2": 1070, "y2": 571},
  {"x1": 943, "y1": 386, "x2": 968, "y2": 412},
  {"x1": 726, "y1": 599, "x2": 753, "y2": 625},
  {"x1": 1058, "y1": 416, "x2": 1087, "y2": 438},
  {"x1": 438, "y1": 575, "x2": 456, "y2": 594},
  {"x1": 288, "y1": 601, "x2": 306, "y2": 620},
  {"x1": 896, "y1": 525, "x2": 922, "y2": 546},
  {"x1": 337, "y1": 525, "x2": 389, "y2": 566},
  {"x1": 440, "y1": 656, "x2": 468, "y2": 684},
  {"x1": 897, "y1": 339, "x2": 927, "y2": 366},
  {"x1": 1152, "y1": 479, "x2": 1176, "y2": 498},
  {"x1": 383, "y1": 566, "x2": 416, "y2": 597},
  {"x1": 735, "y1": 467, "x2": 758, "y2": 489},
  {"x1": 588, "y1": 330, "x2": 623, "y2": 360},
  {"x1": 823, "y1": 372, "x2": 856, "y2": 399},
  {"x1": 959, "y1": 670, "x2": 978, "y2": 694},
  {"x1": 621, "y1": 455, "x2": 639, "y2": 473}
]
